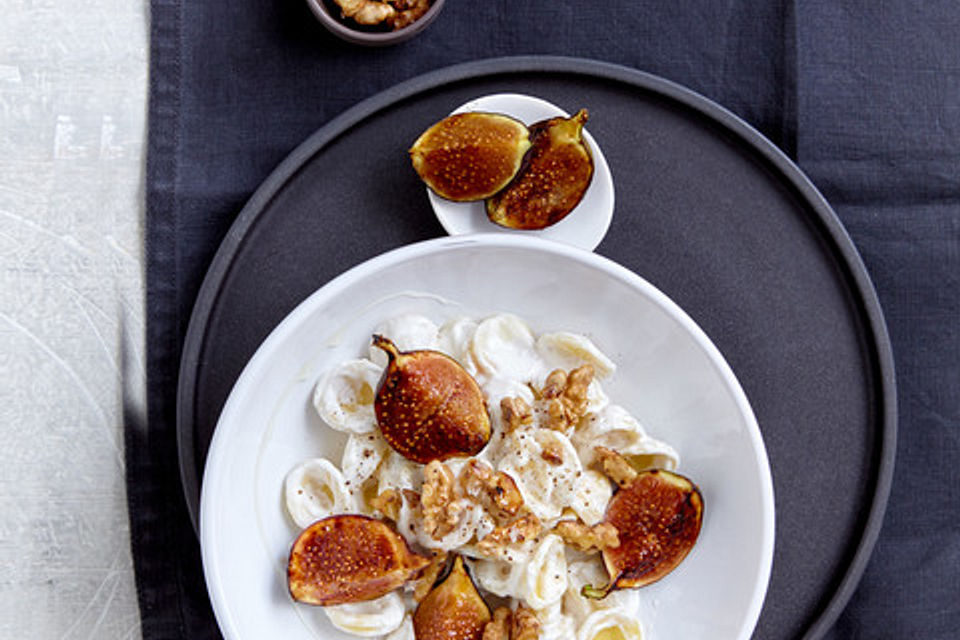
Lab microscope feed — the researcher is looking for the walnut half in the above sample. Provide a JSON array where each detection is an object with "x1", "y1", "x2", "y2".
[
  {"x1": 370, "y1": 489, "x2": 402, "y2": 521},
  {"x1": 541, "y1": 364, "x2": 594, "y2": 431},
  {"x1": 476, "y1": 513, "x2": 542, "y2": 557},
  {"x1": 333, "y1": 0, "x2": 431, "y2": 30},
  {"x1": 421, "y1": 460, "x2": 463, "y2": 539},
  {"x1": 459, "y1": 459, "x2": 524, "y2": 520},
  {"x1": 554, "y1": 519, "x2": 620, "y2": 553},
  {"x1": 501, "y1": 396, "x2": 534, "y2": 433},
  {"x1": 482, "y1": 605, "x2": 540, "y2": 640},
  {"x1": 511, "y1": 604, "x2": 541, "y2": 640},
  {"x1": 593, "y1": 445, "x2": 638, "y2": 488}
]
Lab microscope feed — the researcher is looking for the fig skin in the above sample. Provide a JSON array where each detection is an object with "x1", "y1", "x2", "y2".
[
  {"x1": 287, "y1": 514, "x2": 430, "y2": 606},
  {"x1": 373, "y1": 335, "x2": 491, "y2": 464},
  {"x1": 583, "y1": 469, "x2": 703, "y2": 599},
  {"x1": 413, "y1": 555, "x2": 491, "y2": 640},
  {"x1": 486, "y1": 108, "x2": 594, "y2": 230},
  {"x1": 410, "y1": 112, "x2": 531, "y2": 202}
]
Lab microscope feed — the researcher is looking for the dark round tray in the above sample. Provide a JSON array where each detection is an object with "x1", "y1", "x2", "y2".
[{"x1": 178, "y1": 56, "x2": 895, "y2": 639}]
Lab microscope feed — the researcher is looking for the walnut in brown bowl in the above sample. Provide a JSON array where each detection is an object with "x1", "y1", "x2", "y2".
[{"x1": 307, "y1": 0, "x2": 446, "y2": 46}]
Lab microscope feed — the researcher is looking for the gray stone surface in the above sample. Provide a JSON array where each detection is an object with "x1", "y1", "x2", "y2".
[{"x1": 0, "y1": 0, "x2": 146, "y2": 637}]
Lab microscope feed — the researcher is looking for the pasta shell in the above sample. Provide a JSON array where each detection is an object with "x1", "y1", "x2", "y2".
[{"x1": 284, "y1": 458, "x2": 353, "y2": 529}]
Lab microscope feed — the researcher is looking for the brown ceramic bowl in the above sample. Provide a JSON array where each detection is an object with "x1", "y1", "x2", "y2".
[{"x1": 306, "y1": 0, "x2": 446, "y2": 46}]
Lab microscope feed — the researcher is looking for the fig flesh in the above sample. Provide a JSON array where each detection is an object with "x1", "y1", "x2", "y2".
[
  {"x1": 413, "y1": 555, "x2": 491, "y2": 640},
  {"x1": 287, "y1": 514, "x2": 430, "y2": 606},
  {"x1": 486, "y1": 108, "x2": 594, "y2": 230},
  {"x1": 373, "y1": 335, "x2": 491, "y2": 464},
  {"x1": 410, "y1": 112, "x2": 531, "y2": 201},
  {"x1": 583, "y1": 469, "x2": 703, "y2": 598}
]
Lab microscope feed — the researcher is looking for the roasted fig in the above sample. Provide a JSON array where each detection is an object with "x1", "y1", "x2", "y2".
[
  {"x1": 413, "y1": 555, "x2": 491, "y2": 640},
  {"x1": 486, "y1": 108, "x2": 594, "y2": 230},
  {"x1": 373, "y1": 335, "x2": 491, "y2": 464},
  {"x1": 409, "y1": 112, "x2": 531, "y2": 201},
  {"x1": 287, "y1": 514, "x2": 430, "y2": 606},
  {"x1": 583, "y1": 469, "x2": 703, "y2": 598}
]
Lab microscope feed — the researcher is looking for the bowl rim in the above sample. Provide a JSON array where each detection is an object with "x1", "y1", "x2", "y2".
[
  {"x1": 199, "y1": 232, "x2": 775, "y2": 640},
  {"x1": 305, "y1": 0, "x2": 446, "y2": 46}
]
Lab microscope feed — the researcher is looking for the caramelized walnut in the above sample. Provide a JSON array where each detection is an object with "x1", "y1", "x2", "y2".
[
  {"x1": 481, "y1": 604, "x2": 540, "y2": 640},
  {"x1": 421, "y1": 460, "x2": 463, "y2": 539},
  {"x1": 554, "y1": 519, "x2": 620, "y2": 553},
  {"x1": 593, "y1": 446, "x2": 638, "y2": 488},
  {"x1": 541, "y1": 365, "x2": 595, "y2": 431},
  {"x1": 370, "y1": 489, "x2": 402, "y2": 521},
  {"x1": 459, "y1": 458, "x2": 494, "y2": 499},
  {"x1": 476, "y1": 513, "x2": 542, "y2": 557},
  {"x1": 387, "y1": 0, "x2": 430, "y2": 29},
  {"x1": 334, "y1": 0, "x2": 395, "y2": 25},
  {"x1": 459, "y1": 459, "x2": 524, "y2": 519},
  {"x1": 511, "y1": 604, "x2": 541, "y2": 640},
  {"x1": 500, "y1": 396, "x2": 534, "y2": 433},
  {"x1": 333, "y1": 0, "x2": 432, "y2": 30},
  {"x1": 488, "y1": 472, "x2": 524, "y2": 518},
  {"x1": 540, "y1": 439, "x2": 566, "y2": 466}
]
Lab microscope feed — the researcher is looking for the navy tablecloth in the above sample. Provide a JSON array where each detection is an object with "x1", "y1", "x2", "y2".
[{"x1": 132, "y1": 1, "x2": 959, "y2": 637}]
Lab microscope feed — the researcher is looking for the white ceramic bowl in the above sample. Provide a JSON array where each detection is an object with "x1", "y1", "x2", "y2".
[
  {"x1": 200, "y1": 234, "x2": 774, "y2": 640},
  {"x1": 428, "y1": 94, "x2": 615, "y2": 252}
]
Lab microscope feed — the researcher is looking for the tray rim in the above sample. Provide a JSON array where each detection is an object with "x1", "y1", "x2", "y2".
[{"x1": 175, "y1": 54, "x2": 896, "y2": 640}]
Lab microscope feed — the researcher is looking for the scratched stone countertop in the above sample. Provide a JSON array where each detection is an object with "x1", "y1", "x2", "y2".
[{"x1": 1, "y1": 0, "x2": 146, "y2": 637}]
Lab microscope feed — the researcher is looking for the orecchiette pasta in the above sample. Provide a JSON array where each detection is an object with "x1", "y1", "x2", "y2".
[
  {"x1": 570, "y1": 468, "x2": 614, "y2": 526},
  {"x1": 572, "y1": 403, "x2": 679, "y2": 470},
  {"x1": 564, "y1": 559, "x2": 641, "y2": 627},
  {"x1": 576, "y1": 609, "x2": 644, "y2": 640},
  {"x1": 535, "y1": 331, "x2": 616, "y2": 379},
  {"x1": 284, "y1": 458, "x2": 353, "y2": 529},
  {"x1": 312, "y1": 359, "x2": 382, "y2": 434},
  {"x1": 437, "y1": 317, "x2": 479, "y2": 373},
  {"x1": 291, "y1": 312, "x2": 685, "y2": 640},
  {"x1": 382, "y1": 614, "x2": 414, "y2": 640},
  {"x1": 471, "y1": 557, "x2": 523, "y2": 598},
  {"x1": 323, "y1": 591, "x2": 406, "y2": 637},
  {"x1": 471, "y1": 313, "x2": 542, "y2": 382},
  {"x1": 376, "y1": 449, "x2": 423, "y2": 495},
  {"x1": 368, "y1": 314, "x2": 439, "y2": 367},
  {"x1": 341, "y1": 432, "x2": 389, "y2": 487},
  {"x1": 536, "y1": 601, "x2": 577, "y2": 640},
  {"x1": 521, "y1": 534, "x2": 568, "y2": 610},
  {"x1": 497, "y1": 427, "x2": 583, "y2": 522}
]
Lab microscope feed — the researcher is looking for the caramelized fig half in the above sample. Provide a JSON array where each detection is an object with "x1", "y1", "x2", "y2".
[
  {"x1": 486, "y1": 108, "x2": 594, "y2": 230},
  {"x1": 583, "y1": 469, "x2": 703, "y2": 598},
  {"x1": 413, "y1": 555, "x2": 491, "y2": 640},
  {"x1": 373, "y1": 336, "x2": 491, "y2": 464},
  {"x1": 287, "y1": 514, "x2": 430, "y2": 606},
  {"x1": 410, "y1": 112, "x2": 531, "y2": 201}
]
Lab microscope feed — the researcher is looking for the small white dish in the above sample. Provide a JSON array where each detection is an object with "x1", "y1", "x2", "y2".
[
  {"x1": 427, "y1": 93, "x2": 615, "y2": 251},
  {"x1": 200, "y1": 234, "x2": 774, "y2": 640}
]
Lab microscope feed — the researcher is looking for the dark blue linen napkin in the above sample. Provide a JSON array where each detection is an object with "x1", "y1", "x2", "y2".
[
  {"x1": 796, "y1": 3, "x2": 960, "y2": 638},
  {"x1": 133, "y1": 0, "x2": 958, "y2": 638}
]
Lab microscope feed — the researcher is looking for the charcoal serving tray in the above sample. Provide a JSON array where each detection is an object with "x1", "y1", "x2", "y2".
[{"x1": 177, "y1": 56, "x2": 895, "y2": 640}]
